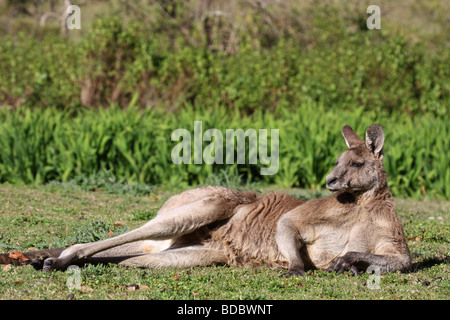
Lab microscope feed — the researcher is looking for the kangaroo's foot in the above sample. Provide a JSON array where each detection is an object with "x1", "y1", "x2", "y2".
[{"x1": 42, "y1": 255, "x2": 78, "y2": 272}]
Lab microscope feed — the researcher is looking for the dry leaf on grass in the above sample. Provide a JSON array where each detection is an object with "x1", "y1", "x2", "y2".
[{"x1": 8, "y1": 251, "x2": 29, "y2": 262}]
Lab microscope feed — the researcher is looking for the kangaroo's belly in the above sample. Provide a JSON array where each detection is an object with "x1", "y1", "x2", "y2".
[
  {"x1": 207, "y1": 193, "x2": 305, "y2": 268},
  {"x1": 305, "y1": 224, "x2": 369, "y2": 270},
  {"x1": 306, "y1": 233, "x2": 349, "y2": 269}
]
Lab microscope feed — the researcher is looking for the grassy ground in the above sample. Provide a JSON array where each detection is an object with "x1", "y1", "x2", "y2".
[{"x1": 0, "y1": 184, "x2": 448, "y2": 300}]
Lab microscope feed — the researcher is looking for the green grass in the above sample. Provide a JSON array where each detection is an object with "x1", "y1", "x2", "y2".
[{"x1": 0, "y1": 184, "x2": 448, "y2": 300}]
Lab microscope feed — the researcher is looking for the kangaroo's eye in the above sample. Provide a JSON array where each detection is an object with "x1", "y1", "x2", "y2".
[{"x1": 352, "y1": 162, "x2": 364, "y2": 168}]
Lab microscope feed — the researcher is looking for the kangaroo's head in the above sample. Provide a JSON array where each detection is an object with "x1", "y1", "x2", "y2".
[{"x1": 326, "y1": 124, "x2": 387, "y2": 197}]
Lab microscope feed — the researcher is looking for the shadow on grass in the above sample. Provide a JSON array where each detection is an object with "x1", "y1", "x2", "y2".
[{"x1": 411, "y1": 256, "x2": 449, "y2": 272}]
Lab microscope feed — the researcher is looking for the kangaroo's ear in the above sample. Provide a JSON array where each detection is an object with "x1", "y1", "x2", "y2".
[
  {"x1": 342, "y1": 125, "x2": 362, "y2": 149},
  {"x1": 365, "y1": 124, "x2": 384, "y2": 157}
]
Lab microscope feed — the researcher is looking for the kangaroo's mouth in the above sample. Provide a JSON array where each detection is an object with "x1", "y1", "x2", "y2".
[
  {"x1": 326, "y1": 182, "x2": 344, "y2": 192},
  {"x1": 326, "y1": 182, "x2": 351, "y2": 193}
]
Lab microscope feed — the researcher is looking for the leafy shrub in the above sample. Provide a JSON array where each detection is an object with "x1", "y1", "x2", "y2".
[
  {"x1": 0, "y1": 12, "x2": 448, "y2": 116},
  {"x1": 0, "y1": 3, "x2": 447, "y2": 199},
  {"x1": 0, "y1": 33, "x2": 81, "y2": 109},
  {"x1": 0, "y1": 105, "x2": 447, "y2": 200}
]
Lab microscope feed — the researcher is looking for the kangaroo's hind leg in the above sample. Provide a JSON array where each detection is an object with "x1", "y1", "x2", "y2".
[
  {"x1": 84, "y1": 246, "x2": 228, "y2": 269},
  {"x1": 43, "y1": 190, "x2": 248, "y2": 271},
  {"x1": 52, "y1": 187, "x2": 231, "y2": 266}
]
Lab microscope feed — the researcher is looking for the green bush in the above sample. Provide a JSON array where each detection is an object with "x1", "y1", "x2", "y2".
[
  {"x1": 0, "y1": 33, "x2": 81, "y2": 109},
  {"x1": 0, "y1": 105, "x2": 447, "y2": 199},
  {"x1": 0, "y1": 15, "x2": 448, "y2": 116},
  {"x1": 0, "y1": 5, "x2": 447, "y2": 199}
]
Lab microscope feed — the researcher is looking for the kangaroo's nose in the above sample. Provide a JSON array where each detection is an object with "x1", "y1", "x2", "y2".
[{"x1": 326, "y1": 176, "x2": 337, "y2": 187}]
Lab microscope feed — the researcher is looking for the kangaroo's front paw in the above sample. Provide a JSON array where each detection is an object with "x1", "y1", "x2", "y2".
[
  {"x1": 280, "y1": 268, "x2": 306, "y2": 277},
  {"x1": 327, "y1": 255, "x2": 356, "y2": 274}
]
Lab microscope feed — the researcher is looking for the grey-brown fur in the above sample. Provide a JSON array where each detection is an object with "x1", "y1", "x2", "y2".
[{"x1": 2, "y1": 124, "x2": 411, "y2": 275}]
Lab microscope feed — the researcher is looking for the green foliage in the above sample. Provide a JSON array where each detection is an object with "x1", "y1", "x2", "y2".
[
  {"x1": 0, "y1": 105, "x2": 447, "y2": 199},
  {"x1": 0, "y1": 3, "x2": 447, "y2": 199},
  {"x1": 0, "y1": 33, "x2": 81, "y2": 109},
  {"x1": 0, "y1": 12, "x2": 448, "y2": 116}
]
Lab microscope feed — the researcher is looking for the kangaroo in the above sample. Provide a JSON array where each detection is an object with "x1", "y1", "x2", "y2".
[{"x1": 1, "y1": 124, "x2": 411, "y2": 275}]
